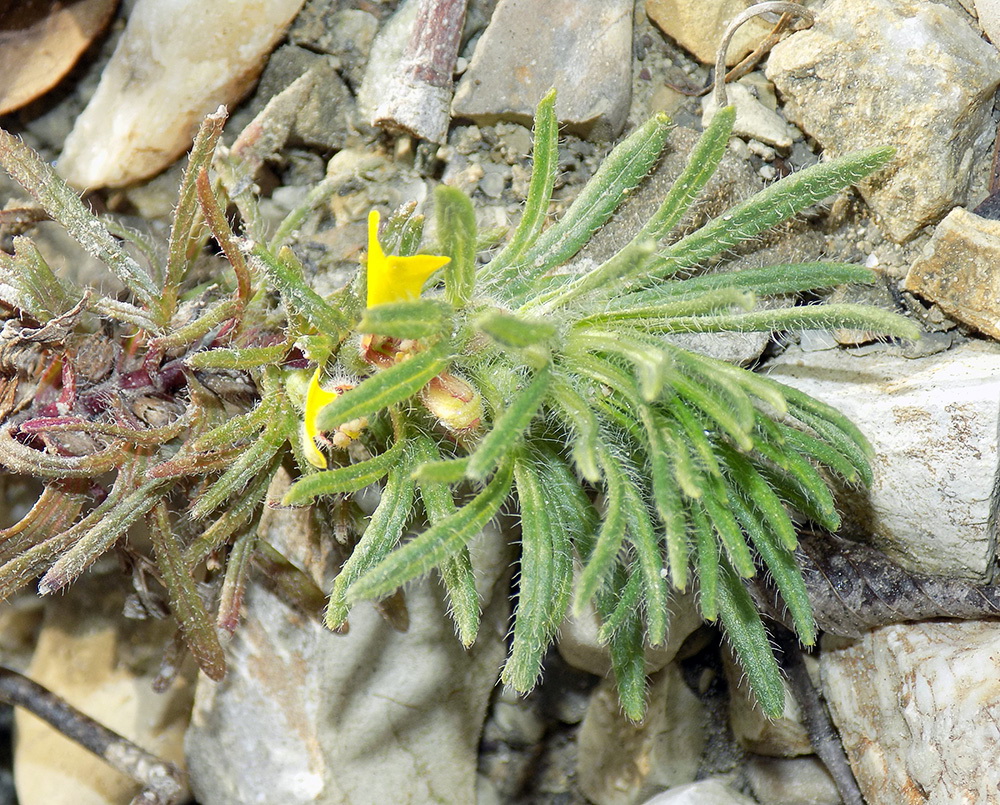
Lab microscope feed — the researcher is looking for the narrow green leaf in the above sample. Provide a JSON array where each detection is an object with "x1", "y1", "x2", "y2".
[
  {"x1": 435, "y1": 185, "x2": 477, "y2": 308},
  {"x1": 717, "y1": 560, "x2": 785, "y2": 718},
  {"x1": 191, "y1": 422, "x2": 285, "y2": 519},
  {"x1": 505, "y1": 113, "x2": 673, "y2": 301},
  {"x1": 164, "y1": 109, "x2": 227, "y2": 316},
  {"x1": 636, "y1": 106, "x2": 736, "y2": 243},
  {"x1": 608, "y1": 610, "x2": 648, "y2": 722},
  {"x1": 347, "y1": 460, "x2": 514, "y2": 603},
  {"x1": 413, "y1": 435, "x2": 480, "y2": 646},
  {"x1": 607, "y1": 263, "x2": 878, "y2": 314},
  {"x1": 252, "y1": 243, "x2": 355, "y2": 340},
  {"x1": 596, "y1": 569, "x2": 642, "y2": 642},
  {"x1": 0, "y1": 129, "x2": 160, "y2": 313},
  {"x1": 622, "y1": 480, "x2": 669, "y2": 646},
  {"x1": 38, "y1": 477, "x2": 169, "y2": 596},
  {"x1": 187, "y1": 343, "x2": 290, "y2": 371},
  {"x1": 753, "y1": 419, "x2": 840, "y2": 531},
  {"x1": 1, "y1": 237, "x2": 74, "y2": 320},
  {"x1": 703, "y1": 473, "x2": 756, "y2": 577},
  {"x1": 484, "y1": 89, "x2": 559, "y2": 281},
  {"x1": 411, "y1": 455, "x2": 469, "y2": 484},
  {"x1": 584, "y1": 286, "x2": 755, "y2": 323},
  {"x1": 729, "y1": 493, "x2": 816, "y2": 646},
  {"x1": 568, "y1": 327, "x2": 670, "y2": 402},
  {"x1": 316, "y1": 341, "x2": 451, "y2": 432},
  {"x1": 719, "y1": 444, "x2": 798, "y2": 551},
  {"x1": 282, "y1": 440, "x2": 405, "y2": 505},
  {"x1": 667, "y1": 369, "x2": 754, "y2": 452},
  {"x1": 148, "y1": 501, "x2": 226, "y2": 680},
  {"x1": 692, "y1": 499, "x2": 719, "y2": 621},
  {"x1": 574, "y1": 449, "x2": 628, "y2": 612},
  {"x1": 505, "y1": 452, "x2": 560, "y2": 691},
  {"x1": 466, "y1": 364, "x2": 551, "y2": 480},
  {"x1": 776, "y1": 420, "x2": 859, "y2": 483},
  {"x1": 358, "y1": 299, "x2": 452, "y2": 340},
  {"x1": 269, "y1": 175, "x2": 339, "y2": 251},
  {"x1": 637, "y1": 302, "x2": 921, "y2": 342},
  {"x1": 648, "y1": 146, "x2": 896, "y2": 282},
  {"x1": 325, "y1": 445, "x2": 418, "y2": 628},
  {"x1": 547, "y1": 373, "x2": 601, "y2": 483},
  {"x1": 475, "y1": 309, "x2": 557, "y2": 349},
  {"x1": 641, "y1": 412, "x2": 690, "y2": 589},
  {"x1": 184, "y1": 453, "x2": 280, "y2": 568}
]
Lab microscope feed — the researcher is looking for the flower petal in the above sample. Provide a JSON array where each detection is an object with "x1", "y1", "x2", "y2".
[
  {"x1": 365, "y1": 209, "x2": 451, "y2": 308},
  {"x1": 302, "y1": 365, "x2": 340, "y2": 469}
]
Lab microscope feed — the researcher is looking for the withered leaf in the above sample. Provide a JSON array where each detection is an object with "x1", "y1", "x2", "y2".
[
  {"x1": 753, "y1": 530, "x2": 1000, "y2": 637},
  {"x1": 0, "y1": 0, "x2": 118, "y2": 115}
]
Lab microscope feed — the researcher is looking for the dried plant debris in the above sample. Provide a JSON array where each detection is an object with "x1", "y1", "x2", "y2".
[{"x1": 0, "y1": 94, "x2": 918, "y2": 719}]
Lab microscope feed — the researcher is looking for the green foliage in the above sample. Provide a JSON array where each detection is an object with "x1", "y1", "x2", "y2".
[{"x1": 0, "y1": 92, "x2": 918, "y2": 717}]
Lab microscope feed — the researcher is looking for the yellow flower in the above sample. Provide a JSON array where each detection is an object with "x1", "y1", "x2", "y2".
[
  {"x1": 301, "y1": 365, "x2": 342, "y2": 469},
  {"x1": 366, "y1": 209, "x2": 451, "y2": 308}
]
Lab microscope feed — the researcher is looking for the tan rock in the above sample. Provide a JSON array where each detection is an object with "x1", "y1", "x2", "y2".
[
  {"x1": 646, "y1": 0, "x2": 772, "y2": 66},
  {"x1": 13, "y1": 567, "x2": 194, "y2": 805},
  {"x1": 905, "y1": 206, "x2": 1000, "y2": 339},
  {"x1": 577, "y1": 663, "x2": 705, "y2": 805},
  {"x1": 57, "y1": 0, "x2": 307, "y2": 188}
]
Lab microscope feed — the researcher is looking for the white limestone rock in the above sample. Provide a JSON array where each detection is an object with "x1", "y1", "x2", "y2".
[
  {"x1": 577, "y1": 663, "x2": 706, "y2": 805},
  {"x1": 766, "y1": 0, "x2": 1000, "y2": 242},
  {"x1": 58, "y1": 0, "x2": 307, "y2": 188},
  {"x1": 452, "y1": 0, "x2": 633, "y2": 139},
  {"x1": 640, "y1": 779, "x2": 758, "y2": 805},
  {"x1": 821, "y1": 620, "x2": 1000, "y2": 804},
  {"x1": 185, "y1": 474, "x2": 512, "y2": 804},
  {"x1": 702, "y1": 80, "x2": 797, "y2": 150},
  {"x1": 766, "y1": 340, "x2": 1000, "y2": 582}
]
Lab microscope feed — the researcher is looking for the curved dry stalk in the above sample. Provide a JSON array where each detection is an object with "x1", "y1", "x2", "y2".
[{"x1": 0, "y1": 666, "x2": 186, "y2": 805}]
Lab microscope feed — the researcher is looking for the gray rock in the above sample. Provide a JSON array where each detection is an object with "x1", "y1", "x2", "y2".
[
  {"x1": 452, "y1": 0, "x2": 633, "y2": 139},
  {"x1": 905, "y1": 207, "x2": 1000, "y2": 340},
  {"x1": 765, "y1": 341, "x2": 1000, "y2": 582},
  {"x1": 821, "y1": 621, "x2": 1000, "y2": 804},
  {"x1": 645, "y1": 0, "x2": 773, "y2": 66},
  {"x1": 766, "y1": 0, "x2": 1000, "y2": 242},
  {"x1": 289, "y1": 5, "x2": 379, "y2": 90},
  {"x1": 745, "y1": 755, "x2": 841, "y2": 805},
  {"x1": 186, "y1": 474, "x2": 512, "y2": 804},
  {"x1": 577, "y1": 663, "x2": 706, "y2": 805},
  {"x1": 639, "y1": 779, "x2": 758, "y2": 805}
]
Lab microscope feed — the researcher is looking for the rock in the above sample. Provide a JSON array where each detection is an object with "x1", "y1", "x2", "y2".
[
  {"x1": 58, "y1": 0, "x2": 307, "y2": 188},
  {"x1": 233, "y1": 47, "x2": 354, "y2": 168},
  {"x1": 13, "y1": 566, "x2": 194, "y2": 805},
  {"x1": 557, "y1": 590, "x2": 702, "y2": 678},
  {"x1": 905, "y1": 206, "x2": 1000, "y2": 340},
  {"x1": 452, "y1": 0, "x2": 633, "y2": 139},
  {"x1": 639, "y1": 779, "x2": 758, "y2": 805},
  {"x1": 745, "y1": 755, "x2": 840, "y2": 805},
  {"x1": 645, "y1": 0, "x2": 773, "y2": 66},
  {"x1": 976, "y1": 0, "x2": 1000, "y2": 46},
  {"x1": 702, "y1": 80, "x2": 796, "y2": 150},
  {"x1": 185, "y1": 473, "x2": 512, "y2": 804},
  {"x1": 765, "y1": 340, "x2": 1000, "y2": 582},
  {"x1": 577, "y1": 663, "x2": 706, "y2": 805},
  {"x1": 766, "y1": 0, "x2": 1000, "y2": 242},
  {"x1": 723, "y1": 647, "x2": 813, "y2": 757},
  {"x1": 289, "y1": 5, "x2": 378, "y2": 90},
  {"x1": 821, "y1": 620, "x2": 1000, "y2": 804}
]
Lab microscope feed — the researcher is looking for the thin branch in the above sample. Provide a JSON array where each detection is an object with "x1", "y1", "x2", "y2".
[
  {"x1": 372, "y1": 0, "x2": 469, "y2": 143},
  {"x1": 0, "y1": 666, "x2": 186, "y2": 805}
]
